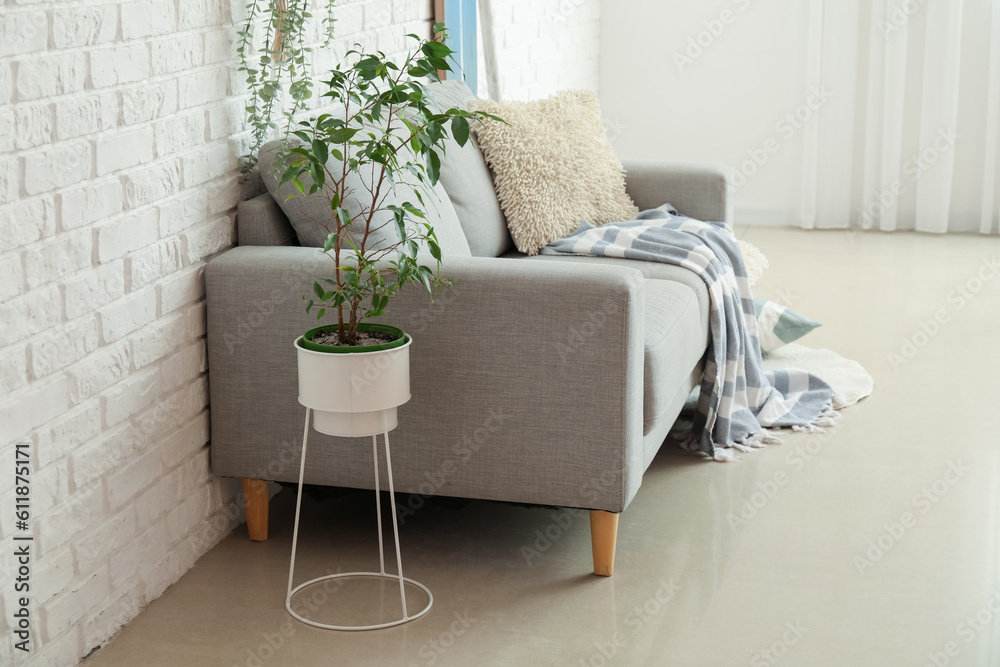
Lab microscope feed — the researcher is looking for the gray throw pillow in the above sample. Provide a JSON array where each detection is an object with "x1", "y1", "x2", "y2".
[
  {"x1": 424, "y1": 80, "x2": 514, "y2": 258},
  {"x1": 258, "y1": 136, "x2": 472, "y2": 258}
]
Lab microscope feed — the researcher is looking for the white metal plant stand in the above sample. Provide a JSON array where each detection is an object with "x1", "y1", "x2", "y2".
[{"x1": 285, "y1": 407, "x2": 433, "y2": 631}]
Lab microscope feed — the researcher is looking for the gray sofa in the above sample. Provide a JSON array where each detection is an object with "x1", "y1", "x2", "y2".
[{"x1": 205, "y1": 87, "x2": 731, "y2": 576}]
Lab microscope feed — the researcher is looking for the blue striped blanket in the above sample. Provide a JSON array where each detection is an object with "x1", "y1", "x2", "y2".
[{"x1": 542, "y1": 205, "x2": 839, "y2": 460}]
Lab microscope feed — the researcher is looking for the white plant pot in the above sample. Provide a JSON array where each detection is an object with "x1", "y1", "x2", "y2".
[{"x1": 295, "y1": 334, "x2": 412, "y2": 437}]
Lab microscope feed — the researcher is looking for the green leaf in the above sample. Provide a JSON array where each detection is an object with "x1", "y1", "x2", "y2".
[
  {"x1": 317, "y1": 307, "x2": 326, "y2": 320},
  {"x1": 336, "y1": 207, "x2": 351, "y2": 227},
  {"x1": 416, "y1": 266, "x2": 432, "y2": 292},
  {"x1": 427, "y1": 150, "x2": 441, "y2": 185},
  {"x1": 328, "y1": 127, "x2": 360, "y2": 144},
  {"x1": 394, "y1": 210, "x2": 407, "y2": 241},
  {"x1": 450, "y1": 116, "x2": 469, "y2": 147},
  {"x1": 427, "y1": 56, "x2": 449, "y2": 72},
  {"x1": 421, "y1": 41, "x2": 451, "y2": 58},
  {"x1": 313, "y1": 282, "x2": 325, "y2": 300},
  {"x1": 366, "y1": 293, "x2": 388, "y2": 318},
  {"x1": 402, "y1": 201, "x2": 426, "y2": 218},
  {"x1": 356, "y1": 55, "x2": 380, "y2": 79},
  {"x1": 428, "y1": 239, "x2": 441, "y2": 261},
  {"x1": 308, "y1": 160, "x2": 324, "y2": 190},
  {"x1": 426, "y1": 120, "x2": 442, "y2": 144},
  {"x1": 323, "y1": 231, "x2": 337, "y2": 253},
  {"x1": 312, "y1": 139, "x2": 328, "y2": 166}
]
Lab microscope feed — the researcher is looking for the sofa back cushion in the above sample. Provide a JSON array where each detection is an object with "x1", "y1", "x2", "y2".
[
  {"x1": 258, "y1": 136, "x2": 472, "y2": 259},
  {"x1": 425, "y1": 80, "x2": 514, "y2": 258},
  {"x1": 237, "y1": 192, "x2": 299, "y2": 247}
]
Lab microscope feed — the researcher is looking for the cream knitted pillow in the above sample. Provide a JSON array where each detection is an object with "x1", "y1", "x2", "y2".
[{"x1": 468, "y1": 90, "x2": 638, "y2": 255}]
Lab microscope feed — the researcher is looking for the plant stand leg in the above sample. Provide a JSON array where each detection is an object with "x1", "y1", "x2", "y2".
[
  {"x1": 589, "y1": 510, "x2": 620, "y2": 577},
  {"x1": 242, "y1": 477, "x2": 270, "y2": 541},
  {"x1": 372, "y1": 434, "x2": 386, "y2": 575},
  {"x1": 381, "y1": 425, "x2": 409, "y2": 619},
  {"x1": 286, "y1": 409, "x2": 312, "y2": 601}
]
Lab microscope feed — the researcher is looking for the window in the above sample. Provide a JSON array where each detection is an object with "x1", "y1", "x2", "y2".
[{"x1": 441, "y1": 0, "x2": 478, "y2": 91}]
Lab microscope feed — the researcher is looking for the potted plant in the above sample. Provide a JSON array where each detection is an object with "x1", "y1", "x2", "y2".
[{"x1": 270, "y1": 26, "x2": 499, "y2": 436}]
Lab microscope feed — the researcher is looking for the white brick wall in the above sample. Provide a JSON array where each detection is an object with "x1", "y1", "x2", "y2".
[
  {"x1": 0, "y1": 0, "x2": 601, "y2": 662},
  {"x1": 483, "y1": 0, "x2": 601, "y2": 100},
  {"x1": 0, "y1": 1, "x2": 439, "y2": 664}
]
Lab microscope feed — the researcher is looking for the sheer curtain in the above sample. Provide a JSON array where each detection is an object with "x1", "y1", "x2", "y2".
[{"x1": 801, "y1": 0, "x2": 1000, "y2": 233}]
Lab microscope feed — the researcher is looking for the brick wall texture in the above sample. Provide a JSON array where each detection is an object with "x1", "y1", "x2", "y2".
[
  {"x1": 486, "y1": 0, "x2": 600, "y2": 100},
  {"x1": 0, "y1": 0, "x2": 599, "y2": 663}
]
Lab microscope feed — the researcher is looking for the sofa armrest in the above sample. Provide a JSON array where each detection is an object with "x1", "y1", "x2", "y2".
[
  {"x1": 206, "y1": 246, "x2": 648, "y2": 512},
  {"x1": 623, "y1": 160, "x2": 733, "y2": 224}
]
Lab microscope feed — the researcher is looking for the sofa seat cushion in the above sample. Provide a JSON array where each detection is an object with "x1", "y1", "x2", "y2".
[
  {"x1": 641, "y1": 279, "x2": 709, "y2": 429},
  {"x1": 501, "y1": 251, "x2": 710, "y2": 325},
  {"x1": 505, "y1": 252, "x2": 708, "y2": 430}
]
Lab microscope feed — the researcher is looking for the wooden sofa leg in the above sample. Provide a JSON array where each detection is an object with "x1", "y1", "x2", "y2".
[
  {"x1": 242, "y1": 478, "x2": 269, "y2": 541},
  {"x1": 589, "y1": 510, "x2": 619, "y2": 577}
]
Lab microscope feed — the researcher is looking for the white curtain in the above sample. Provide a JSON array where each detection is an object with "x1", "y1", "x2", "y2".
[
  {"x1": 802, "y1": 0, "x2": 1000, "y2": 233},
  {"x1": 476, "y1": 0, "x2": 502, "y2": 101}
]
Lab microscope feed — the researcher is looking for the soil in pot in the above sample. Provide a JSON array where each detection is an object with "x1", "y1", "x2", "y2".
[
  {"x1": 299, "y1": 322, "x2": 408, "y2": 353},
  {"x1": 311, "y1": 329, "x2": 396, "y2": 347}
]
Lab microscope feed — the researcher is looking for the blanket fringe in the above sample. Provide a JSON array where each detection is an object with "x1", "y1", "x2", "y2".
[
  {"x1": 734, "y1": 430, "x2": 768, "y2": 450},
  {"x1": 713, "y1": 448, "x2": 736, "y2": 462},
  {"x1": 790, "y1": 400, "x2": 843, "y2": 434},
  {"x1": 673, "y1": 398, "x2": 843, "y2": 461},
  {"x1": 728, "y1": 426, "x2": 784, "y2": 456},
  {"x1": 760, "y1": 429, "x2": 784, "y2": 445},
  {"x1": 671, "y1": 432, "x2": 701, "y2": 453}
]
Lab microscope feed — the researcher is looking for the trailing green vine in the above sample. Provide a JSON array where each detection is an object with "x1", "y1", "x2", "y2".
[{"x1": 236, "y1": 0, "x2": 337, "y2": 180}]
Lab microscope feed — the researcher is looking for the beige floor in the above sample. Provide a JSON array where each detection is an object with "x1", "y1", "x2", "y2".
[{"x1": 88, "y1": 228, "x2": 1000, "y2": 666}]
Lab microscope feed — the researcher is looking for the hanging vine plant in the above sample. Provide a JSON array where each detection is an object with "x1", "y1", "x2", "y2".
[{"x1": 236, "y1": 0, "x2": 337, "y2": 179}]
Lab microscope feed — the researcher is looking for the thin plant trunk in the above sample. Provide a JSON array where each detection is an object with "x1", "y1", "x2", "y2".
[{"x1": 344, "y1": 297, "x2": 360, "y2": 345}]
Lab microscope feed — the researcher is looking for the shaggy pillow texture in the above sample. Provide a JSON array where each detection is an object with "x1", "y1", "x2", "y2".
[
  {"x1": 738, "y1": 239, "x2": 769, "y2": 287},
  {"x1": 468, "y1": 90, "x2": 638, "y2": 255}
]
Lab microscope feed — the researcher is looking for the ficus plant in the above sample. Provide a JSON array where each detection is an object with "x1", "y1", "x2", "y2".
[{"x1": 275, "y1": 25, "x2": 501, "y2": 346}]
